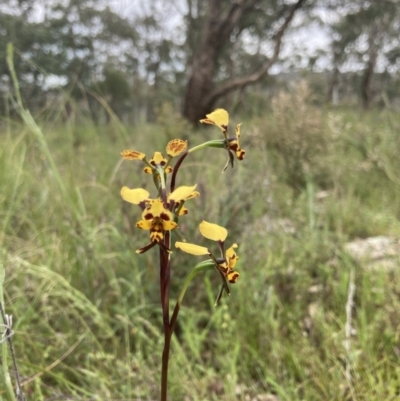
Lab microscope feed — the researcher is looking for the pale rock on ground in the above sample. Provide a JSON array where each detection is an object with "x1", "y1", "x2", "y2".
[{"x1": 344, "y1": 236, "x2": 400, "y2": 272}]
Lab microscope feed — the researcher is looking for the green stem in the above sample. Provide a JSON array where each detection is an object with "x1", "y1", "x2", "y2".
[
  {"x1": 157, "y1": 166, "x2": 168, "y2": 203},
  {"x1": 170, "y1": 261, "x2": 215, "y2": 341},
  {"x1": 188, "y1": 139, "x2": 226, "y2": 154},
  {"x1": 160, "y1": 260, "x2": 214, "y2": 401}
]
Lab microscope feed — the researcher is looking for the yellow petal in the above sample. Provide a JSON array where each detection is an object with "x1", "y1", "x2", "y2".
[
  {"x1": 184, "y1": 191, "x2": 200, "y2": 200},
  {"x1": 144, "y1": 199, "x2": 171, "y2": 218},
  {"x1": 226, "y1": 243, "x2": 239, "y2": 269},
  {"x1": 235, "y1": 123, "x2": 242, "y2": 139},
  {"x1": 178, "y1": 206, "x2": 188, "y2": 216},
  {"x1": 150, "y1": 152, "x2": 167, "y2": 166},
  {"x1": 232, "y1": 123, "x2": 245, "y2": 160},
  {"x1": 169, "y1": 185, "x2": 198, "y2": 202},
  {"x1": 150, "y1": 230, "x2": 164, "y2": 242},
  {"x1": 121, "y1": 150, "x2": 146, "y2": 160},
  {"x1": 199, "y1": 221, "x2": 228, "y2": 242},
  {"x1": 200, "y1": 109, "x2": 229, "y2": 132},
  {"x1": 143, "y1": 167, "x2": 153, "y2": 174},
  {"x1": 217, "y1": 261, "x2": 229, "y2": 274},
  {"x1": 227, "y1": 270, "x2": 240, "y2": 283},
  {"x1": 162, "y1": 220, "x2": 178, "y2": 231},
  {"x1": 236, "y1": 148, "x2": 245, "y2": 160},
  {"x1": 136, "y1": 219, "x2": 153, "y2": 230},
  {"x1": 166, "y1": 139, "x2": 188, "y2": 157},
  {"x1": 175, "y1": 242, "x2": 210, "y2": 256},
  {"x1": 121, "y1": 187, "x2": 150, "y2": 204}
]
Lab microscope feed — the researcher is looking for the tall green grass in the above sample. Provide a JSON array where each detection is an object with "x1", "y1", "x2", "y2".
[{"x1": 1, "y1": 71, "x2": 400, "y2": 400}]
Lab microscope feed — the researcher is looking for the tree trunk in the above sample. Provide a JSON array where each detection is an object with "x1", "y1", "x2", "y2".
[
  {"x1": 182, "y1": 0, "x2": 248, "y2": 122},
  {"x1": 361, "y1": 31, "x2": 378, "y2": 109},
  {"x1": 327, "y1": 66, "x2": 340, "y2": 106},
  {"x1": 361, "y1": 53, "x2": 377, "y2": 109},
  {"x1": 182, "y1": 0, "x2": 305, "y2": 123}
]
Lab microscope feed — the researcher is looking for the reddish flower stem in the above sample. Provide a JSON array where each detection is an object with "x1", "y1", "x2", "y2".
[
  {"x1": 160, "y1": 231, "x2": 172, "y2": 401},
  {"x1": 170, "y1": 151, "x2": 188, "y2": 193}
]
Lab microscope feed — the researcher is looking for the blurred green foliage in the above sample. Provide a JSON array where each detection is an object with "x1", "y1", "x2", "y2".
[{"x1": 1, "y1": 81, "x2": 400, "y2": 400}]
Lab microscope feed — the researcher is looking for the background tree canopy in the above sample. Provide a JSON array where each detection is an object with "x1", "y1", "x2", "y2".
[
  {"x1": 1, "y1": 0, "x2": 400, "y2": 122},
  {"x1": 2, "y1": 1, "x2": 400, "y2": 400}
]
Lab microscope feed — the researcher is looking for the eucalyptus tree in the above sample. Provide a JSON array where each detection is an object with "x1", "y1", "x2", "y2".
[
  {"x1": 328, "y1": 0, "x2": 400, "y2": 108},
  {"x1": 181, "y1": 0, "x2": 306, "y2": 122},
  {"x1": 0, "y1": 0, "x2": 138, "y2": 111}
]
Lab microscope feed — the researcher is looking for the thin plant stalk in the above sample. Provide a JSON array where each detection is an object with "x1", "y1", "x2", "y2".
[
  {"x1": 0, "y1": 257, "x2": 16, "y2": 401},
  {"x1": 119, "y1": 108, "x2": 244, "y2": 400},
  {"x1": 160, "y1": 230, "x2": 171, "y2": 401},
  {"x1": 160, "y1": 258, "x2": 215, "y2": 401},
  {"x1": 6, "y1": 43, "x2": 81, "y2": 222},
  {"x1": 0, "y1": 303, "x2": 25, "y2": 401}
]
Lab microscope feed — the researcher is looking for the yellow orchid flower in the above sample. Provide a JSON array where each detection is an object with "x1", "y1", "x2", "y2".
[
  {"x1": 136, "y1": 199, "x2": 177, "y2": 244},
  {"x1": 216, "y1": 243, "x2": 240, "y2": 283},
  {"x1": 176, "y1": 239, "x2": 240, "y2": 284},
  {"x1": 200, "y1": 109, "x2": 246, "y2": 166},
  {"x1": 120, "y1": 184, "x2": 199, "y2": 253},
  {"x1": 143, "y1": 151, "x2": 172, "y2": 174},
  {"x1": 175, "y1": 221, "x2": 240, "y2": 303}
]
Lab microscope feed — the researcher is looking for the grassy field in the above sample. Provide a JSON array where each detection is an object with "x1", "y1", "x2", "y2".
[{"x1": 1, "y1": 88, "x2": 400, "y2": 400}]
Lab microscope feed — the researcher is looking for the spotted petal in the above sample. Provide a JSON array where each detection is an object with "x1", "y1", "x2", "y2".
[
  {"x1": 226, "y1": 243, "x2": 239, "y2": 269},
  {"x1": 146, "y1": 199, "x2": 173, "y2": 220},
  {"x1": 150, "y1": 152, "x2": 167, "y2": 167},
  {"x1": 228, "y1": 123, "x2": 245, "y2": 160},
  {"x1": 166, "y1": 139, "x2": 188, "y2": 157},
  {"x1": 121, "y1": 150, "x2": 146, "y2": 160},
  {"x1": 227, "y1": 270, "x2": 240, "y2": 283}
]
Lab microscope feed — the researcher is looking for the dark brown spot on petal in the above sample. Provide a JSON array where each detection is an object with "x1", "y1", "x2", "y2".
[
  {"x1": 228, "y1": 272, "x2": 239, "y2": 283},
  {"x1": 237, "y1": 149, "x2": 245, "y2": 160},
  {"x1": 160, "y1": 212, "x2": 171, "y2": 221}
]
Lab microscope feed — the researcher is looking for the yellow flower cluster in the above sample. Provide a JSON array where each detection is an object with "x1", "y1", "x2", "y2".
[{"x1": 120, "y1": 109, "x2": 243, "y2": 296}]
